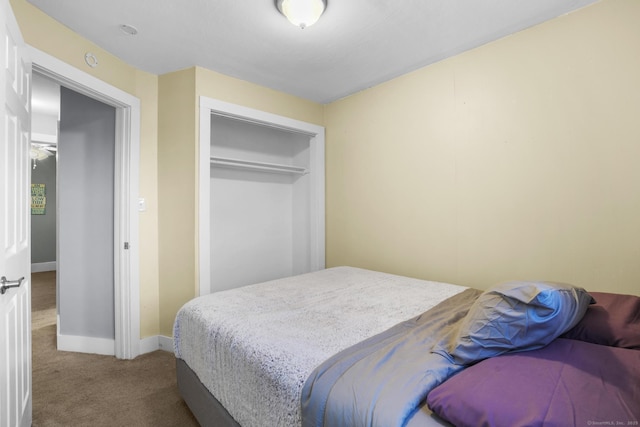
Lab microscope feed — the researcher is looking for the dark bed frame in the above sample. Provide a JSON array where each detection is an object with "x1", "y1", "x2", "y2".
[{"x1": 176, "y1": 358, "x2": 240, "y2": 427}]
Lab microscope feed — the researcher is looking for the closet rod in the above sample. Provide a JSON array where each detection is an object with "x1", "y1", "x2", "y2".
[{"x1": 210, "y1": 156, "x2": 308, "y2": 175}]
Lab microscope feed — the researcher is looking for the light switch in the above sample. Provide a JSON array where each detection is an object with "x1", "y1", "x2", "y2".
[{"x1": 138, "y1": 198, "x2": 146, "y2": 212}]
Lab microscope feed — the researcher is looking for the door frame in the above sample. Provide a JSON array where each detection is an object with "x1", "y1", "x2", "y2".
[
  {"x1": 198, "y1": 96, "x2": 325, "y2": 296},
  {"x1": 30, "y1": 47, "x2": 141, "y2": 359}
]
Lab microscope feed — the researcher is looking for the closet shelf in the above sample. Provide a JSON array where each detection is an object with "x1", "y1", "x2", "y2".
[{"x1": 210, "y1": 156, "x2": 308, "y2": 175}]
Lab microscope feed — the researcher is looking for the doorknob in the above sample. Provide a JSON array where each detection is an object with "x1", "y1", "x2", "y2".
[{"x1": 1, "y1": 276, "x2": 24, "y2": 294}]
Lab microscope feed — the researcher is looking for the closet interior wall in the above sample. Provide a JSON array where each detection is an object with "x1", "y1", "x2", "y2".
[{"x1": 209, "y1": 115, "x2": 312, "y2": 292}]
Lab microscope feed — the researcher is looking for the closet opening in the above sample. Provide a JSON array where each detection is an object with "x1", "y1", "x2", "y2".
[
  {"x1": 199, "y1": 97, "x2": 325, "y2": 295},
  {"x1": 210, "y1": 115, "x2": 311, "y2": 290}
]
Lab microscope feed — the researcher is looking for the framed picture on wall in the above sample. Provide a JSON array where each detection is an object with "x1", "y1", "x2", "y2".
[{"x1": 31, "y1": 183, "x2": 46, "y2": 215}]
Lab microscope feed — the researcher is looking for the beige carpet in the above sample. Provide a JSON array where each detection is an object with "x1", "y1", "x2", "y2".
[{"x1": 31, "y1": 271, "x2": 199, "y2": 427}]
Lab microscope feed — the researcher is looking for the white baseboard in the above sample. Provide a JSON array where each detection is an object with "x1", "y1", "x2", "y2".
[
  {"x1": 139, "y1": 335, "x2": 159, "y2": 354},
  {"x1": 57, "y1": 333, "x2": 115, "y2": 356},
  {"x1": 53, "y1": 312, "x2": 173, "y2": 358},
  {"x1": 31, "y1": 262, "x2": 57, "y2": 273},
  {"x1": 158, "y1": 335, "x2": 174, "y2": 352},
  {"x1": 139, "y1": 335, "x2": 174, "y2": 355},
  {"x1": 54, "y1": 334, "x2": 173, "y2": 358},
  {"x1": 56, "y1": 314, "x2": 115, "y2": 356}
]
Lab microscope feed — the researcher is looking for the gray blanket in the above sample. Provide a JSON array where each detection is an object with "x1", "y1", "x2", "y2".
[{"x1": 301, "y1": 288, "x2": 482, "y2": 427}]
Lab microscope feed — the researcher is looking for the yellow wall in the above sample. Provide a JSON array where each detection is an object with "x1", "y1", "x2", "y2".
[
  {"x1": 157, "y1": 68, "x2": 197, "y2": 336},
  {"x1": 10, "y1": 0, "x2": 161, "y2": 336},
  {"x1": 324, "y1": 0, "x2": 640, "y2": 296},
  {"x1": 137, "y1": 71, "x2": 160, "y2": 338},
  {"x1": 195, "y1": 67, "x2": 324, "y2": 125}
]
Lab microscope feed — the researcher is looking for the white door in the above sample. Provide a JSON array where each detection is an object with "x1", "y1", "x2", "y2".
[{"x1": 0, "y1": 0, "x2": 32, "y2": 425}]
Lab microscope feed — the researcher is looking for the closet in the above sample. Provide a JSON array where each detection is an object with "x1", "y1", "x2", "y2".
[{"x1": 200, "y1": 98, "x2": 325, "y2": 294}]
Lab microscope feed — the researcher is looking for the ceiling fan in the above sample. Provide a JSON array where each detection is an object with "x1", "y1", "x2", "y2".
[{"x1": 30, "y1": 142, "x2": 57, "y2": 168}]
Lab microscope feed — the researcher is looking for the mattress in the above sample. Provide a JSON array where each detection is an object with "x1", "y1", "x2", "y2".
[{"x1": 173, "y1": 266, "x2": 467, "y2": 427}]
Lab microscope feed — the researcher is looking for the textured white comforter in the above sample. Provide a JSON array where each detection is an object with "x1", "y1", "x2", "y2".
[{"x1": 173, "y1": 266, "x2": 466, "y2": 427}]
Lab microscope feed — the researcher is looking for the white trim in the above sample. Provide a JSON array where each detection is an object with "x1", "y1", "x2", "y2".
[
  {"x1": 139, "y1": 335, "x2": 159, "y2": 354},
  {"x1": 29, "y1": 46, "x2": 141, "y2": 360},
  {"x1": 209, "y1": 156, "x2": 308, "y2": 175},
  {"x1": 308, "y1": 128, "x2": 326, "y2": 272},
  {"x1": 57, "y1": 335, "x2": 116, "y2": 356},
  {"x1": 139, "y1": 335, "x2": 174, "y2": 354},
  {"x1": 202, "y1": 97, "x2": 325, "y2": 136},
  {"x1": 199, "y1": 103, "x2": 211, "y2": 296},
  {"x1": 158, "y1": 335, "x2": 174, "y2": 352},
  {"x1": 30, "y1": 132, "x2": 56, "y2": 144},
  {"x1": 56, "y1": 315, "x2": 115, "y2": 356},
  {"x1": 30, "y1": 261, "x2": 56, "y2": 272},
  {"x1": 198, "y1": 97, "x2": 325, "y2": 296}
]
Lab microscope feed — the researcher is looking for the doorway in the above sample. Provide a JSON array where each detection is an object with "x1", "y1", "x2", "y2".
[
  {"x1": 30, "y1": 46, "x2": 141, "y2": 359},
  {"x1": 31, "y1": 72, "x2": 119, "y2": 354}
]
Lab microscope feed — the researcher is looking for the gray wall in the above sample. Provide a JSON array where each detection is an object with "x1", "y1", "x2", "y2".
[
  {"x1": 58, "y1": 87, "x2": 116, "y2": 339},
  {"x1": 31, "y1": 155, "x2": 57, "y2": 264}
]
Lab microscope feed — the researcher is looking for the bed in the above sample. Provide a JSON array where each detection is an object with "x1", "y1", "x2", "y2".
[{"x1": 173, "y1": 266, "x2": 640, "y2": 427}]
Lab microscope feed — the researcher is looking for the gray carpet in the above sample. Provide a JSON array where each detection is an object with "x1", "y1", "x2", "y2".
[{"x1": 31, "y1": 271, "x2": 199, "y2": 427}]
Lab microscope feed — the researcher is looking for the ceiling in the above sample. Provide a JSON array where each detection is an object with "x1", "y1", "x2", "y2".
[{"x1": 27, "y1": 0, "x2": 598, "y2": 104}]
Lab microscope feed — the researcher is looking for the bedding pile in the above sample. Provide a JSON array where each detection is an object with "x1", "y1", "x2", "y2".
[
  {"x1": 301, "y1": 287, "x2": 481, "y2": 427},
  {"x1": 173, "y1": 266, "x2": 467, "y2": 427},
  {"x1": 302, "y1": 280, "x2": 594, "y2": 427},
  {"x1": 426, "y1": 289, "x2": 640, "y2": 427}
]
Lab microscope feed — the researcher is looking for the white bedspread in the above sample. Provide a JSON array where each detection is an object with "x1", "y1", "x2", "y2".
[{"x1": 173, "y1": 266, "x2": 466, "y2": 427}]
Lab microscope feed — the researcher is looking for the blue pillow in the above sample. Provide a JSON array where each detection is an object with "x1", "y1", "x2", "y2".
[{"x1": 440, "y1": 281, "x2": 594, "y2": 365}]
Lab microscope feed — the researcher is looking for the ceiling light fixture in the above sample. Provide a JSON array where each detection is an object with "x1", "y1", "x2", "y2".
[{"x1": 276, "y1": 0, "x2": 326, "y2": 29}]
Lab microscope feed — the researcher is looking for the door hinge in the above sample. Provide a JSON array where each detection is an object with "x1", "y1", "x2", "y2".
[{"x1": 124, "y1": 242, "x2": 130, "y2": 250}]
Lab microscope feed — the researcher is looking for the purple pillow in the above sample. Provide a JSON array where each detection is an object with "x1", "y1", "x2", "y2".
[
  {"x1": 561, "y1": 291, "x2": 640, "y2": 349},
  {"x1": 427, "y1": 338, "x2": 640, "y2": 427}
]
